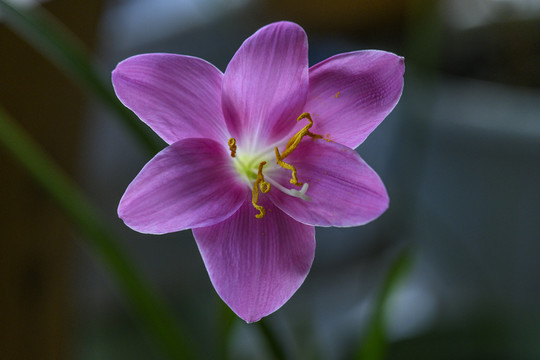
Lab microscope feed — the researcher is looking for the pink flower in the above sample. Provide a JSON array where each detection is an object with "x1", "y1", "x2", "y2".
[{"x1": 112, "y1": 22, "x2": 404, "y2": 322}]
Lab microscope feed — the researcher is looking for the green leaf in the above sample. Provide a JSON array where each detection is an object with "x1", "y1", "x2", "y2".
[
  {"x1": 355, "y1": 249, "x2": 413, "y2": 360},
  {"x1": 0, "y1": 107, "x2": 197, "y2": 359},
  {"x1": 0, "y1": 0, "x2": 162, "y2": 154}
]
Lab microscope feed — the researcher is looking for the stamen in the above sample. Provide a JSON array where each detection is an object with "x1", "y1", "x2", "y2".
[
  {"x1": 275, "y1": 147, "x2": 302, "y2": 186},
  {"x1": 275, "y1": 112, "x2": 323, "y2": 186},
  {"x1": 228, "y1": 138, "x2": 237, "y2": 157},
  {"x1": 252, "y1": 161, "x2": 271, "y2": 219}
]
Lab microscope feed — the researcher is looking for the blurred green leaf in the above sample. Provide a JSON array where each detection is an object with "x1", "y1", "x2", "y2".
[
  {"x1": 258, "y1": 318, "x2": 288, "y2": 360},
  {"x1": 0, "y1": 106, "x2": 196, "y2": 359},
  {"x1": 0, "y1": 0, "x2": 162, "y2": 153},
  {"x1": 216, "y1": 301, "x2": 237, "y2": 359},
  {"x1": 355, "y1": 249, "x2": 413, "y2": 360}
]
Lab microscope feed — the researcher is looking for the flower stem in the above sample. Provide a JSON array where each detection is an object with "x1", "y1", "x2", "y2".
[
  {"x1": 0, "y1": 107, "x2": 196, "y2": 359},
  {"x1": 0, "y1": 0, "x2": 162, "y2": 154}
]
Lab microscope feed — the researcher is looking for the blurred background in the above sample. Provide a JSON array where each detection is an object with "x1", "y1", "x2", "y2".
[{"x1": 1, "y1": 0, "x2": 539, "y2": 359}]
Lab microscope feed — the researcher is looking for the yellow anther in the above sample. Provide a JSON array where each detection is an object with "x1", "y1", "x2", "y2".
[
  {"x1": 252, "y1": 161, "x2": 271, "y2": 219},
  {"x1": 228, "y1": 138, "x2": 237, "y2": 157},
  {"x1": 281, "y1": 113, "x2": 322, "y2": 158},
  {"x1": 275, "y1": 112, "x2": 323, "y2": 186},
  {"x1": 275, "y1": 147, "x2": 302, "y2": 186}
]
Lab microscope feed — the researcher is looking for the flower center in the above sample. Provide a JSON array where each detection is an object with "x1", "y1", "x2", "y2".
[
  {"x1": 228, "y1": 112, "x2": 324, "y2": 218},
  {"x1": 231, "y1": 151, "x2": 267, "y2": 184}
]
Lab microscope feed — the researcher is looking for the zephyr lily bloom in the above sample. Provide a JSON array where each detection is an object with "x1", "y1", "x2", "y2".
[{"x1": 112, "y1": 21, "x2": 404, "y2": 322}]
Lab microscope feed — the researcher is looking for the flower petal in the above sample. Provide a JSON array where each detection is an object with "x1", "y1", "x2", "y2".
[
  {"x1": 304, "y1": 50, "x2": 404, "y2": 149},
  {"x1": 118, "y1": 138, "x2": 245, "y2": 234},
  {"x1": 222, "y1": 21, "x2": 309, "y2": 148},
  {"x1": 193, "y1": 196, "x2": 315, "y2": 323},
  {"x1": 267, "y1": 139, "x2": 388, "y2": 227},
  {"x1": 112, "y1": 54, "x2": 228, "y2": 144}
]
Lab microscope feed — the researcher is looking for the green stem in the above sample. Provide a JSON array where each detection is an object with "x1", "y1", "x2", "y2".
[
  {"x1": 355, "y1": 249, "x2": 412, "y2": 360},
  {"x1": 0, "y1": 0, "x2": 162, "y2": 154},
  {"x1": 0, "y1": 107, "x2": 196, "y2": 359}
]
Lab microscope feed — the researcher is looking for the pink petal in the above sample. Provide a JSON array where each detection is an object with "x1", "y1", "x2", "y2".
[
  {"x1": 222, "y1": 22, "x2": 309, "y2": 148},
  {"x1": 193, "y1": 196, "x2": 315, "y2": 322},
  {"x1": 112, "y1": 54, "x2": 228, "y2": 144},
  {"x1": 118, "y1": 138, "x2": 245, "y2": 234},
  {"x1": 267, "y1": 139, "x2": 388, "y2": 227},
  {"x1": 304, "y1": 50, "x2": 404, "y2": 149}
]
